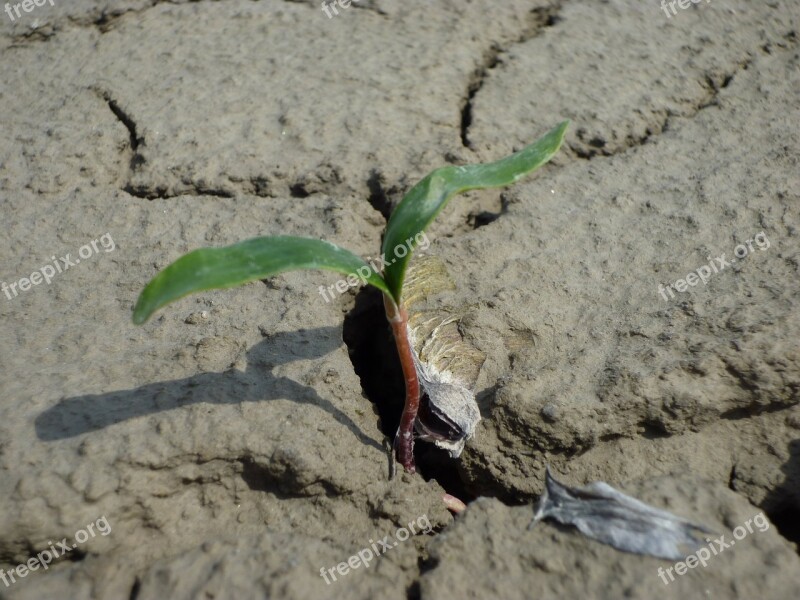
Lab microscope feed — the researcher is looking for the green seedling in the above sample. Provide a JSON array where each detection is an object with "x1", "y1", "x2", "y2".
[{"x1": 133, "y1": 121, "x2": 568, "y2": 474}]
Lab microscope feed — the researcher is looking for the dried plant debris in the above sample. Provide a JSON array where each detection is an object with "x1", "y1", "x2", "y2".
[
  {"x1": 404, "y1": 254, "x2": 485, "y2": 457},
  {"x1": 531, "y1": 467, "x2": 713, "y2": 560}
]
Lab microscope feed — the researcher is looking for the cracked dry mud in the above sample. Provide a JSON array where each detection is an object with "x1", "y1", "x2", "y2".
[{"x1": 0, "y1": 1, "x2": 798, "y2": 599}]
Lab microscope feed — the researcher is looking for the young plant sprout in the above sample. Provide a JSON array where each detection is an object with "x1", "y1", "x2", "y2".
[{"x1": 132, "y1": 121, "x2": 568, "y2": 474}]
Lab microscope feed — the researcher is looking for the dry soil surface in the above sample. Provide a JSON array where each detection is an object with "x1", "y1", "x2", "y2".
[{"x1": 0, "y1": 1, "x2": 798, "y2": 599}]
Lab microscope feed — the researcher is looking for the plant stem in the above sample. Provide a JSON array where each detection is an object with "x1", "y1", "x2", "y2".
[{"x1": 383, "y1": 293, "x2": 419, "y2": 473}]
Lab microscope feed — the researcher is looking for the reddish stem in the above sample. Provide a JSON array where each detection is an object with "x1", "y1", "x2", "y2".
[{"x1": 384, "y1": 293, "x2": 420, "y2": 473}]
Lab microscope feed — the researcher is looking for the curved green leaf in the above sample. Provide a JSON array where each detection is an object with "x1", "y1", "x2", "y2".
[
  {"x1": 133, "y1": 236, "x2": 390, "y2": 324},
  {"x1": 381, "y1": 121, "x2": 569, "y2": 302}
]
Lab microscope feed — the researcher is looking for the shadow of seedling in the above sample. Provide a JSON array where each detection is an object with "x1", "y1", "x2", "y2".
[{"x1": 35, "y1": 325, "x2": 381, "y2": 451}]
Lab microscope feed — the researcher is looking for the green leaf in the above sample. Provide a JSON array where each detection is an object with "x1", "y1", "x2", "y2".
[
  {"x1": 381, "y1": 121, "x2": 569, "y2": 302},
  {"x1": 133, "y1": 236, "x2": 390, "y2": 324}
]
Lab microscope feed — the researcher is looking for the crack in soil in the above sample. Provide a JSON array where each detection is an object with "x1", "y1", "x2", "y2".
[
  {"x1": 567, "y1": 58, "x2": 754, "y2": 160},
  {"x1": 460, "y1": 2, "x2": 566, "y2": 148},
  {"x1": 566, "y1": 32, "x2": 795, "y2": 160},
  {"x1": 459, "y1": 45, "x2": 501, "y2": 149},
  {"x1": 96, "y1": 88, "x2": 145, "y2": 173},
  {"x1": 128, "y1": 577, "x2": 142, "y2": 600},
  {"x1": 5, "y1": 0, "x2": 256, "y2": 45},
  {"x1": 4, "y1": 0, "x2": 379, "y2": 46},
  {"x1": 123, "y1": 183, "x2": 236, "y2": 200},
  {"x1": 97, "y1": 90, "x2": 314, "y2": 200}
]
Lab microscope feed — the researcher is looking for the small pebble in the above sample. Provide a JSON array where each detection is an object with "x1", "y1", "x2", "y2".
[
  {"x1": 184, "y1": 311, "x2": 209, "y2": 324},
  {"x1": 541, "y1": 403, "x2": 559, "y2": 422}
]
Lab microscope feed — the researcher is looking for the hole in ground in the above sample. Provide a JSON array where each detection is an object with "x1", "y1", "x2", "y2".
[
  {"x1": 466, "y1": 192, "x2": 510, "y2": 230},
  {"x1": 289, "y1": 182, "x2": 310, "y2": 198},
  {"x1": 763, "y1": 438, "x2": 800, "y2": 551},
  {"x1": 342, "y1": 286, "x2": 476, "y2": 503},
  {"x1": 467, "y1": 210, "x2": 502, "y2": 229},
  {"x1": 767, "y1": 503, "x2": 800, "y2": 549}
]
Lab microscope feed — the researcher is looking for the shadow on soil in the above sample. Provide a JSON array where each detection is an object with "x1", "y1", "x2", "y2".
[{"x1": 35, "y1": 325, "x2": 381, "y2": 451}]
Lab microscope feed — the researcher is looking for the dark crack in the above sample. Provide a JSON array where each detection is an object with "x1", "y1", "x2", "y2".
[
  {"x1": 728, "y1": 464, "x2": 737, "y2": 491},
  {"x1": 460, "y1": 2, "x2": 565, "y2": 148},
  {"x1": 366, "y1": 169, "x2": 400, "y2": 221},
  {"x1": 96, "y1": 88, "x2": 256, "y2": 200},
  {"x1": 95, "y1": 87, "x2": 145, "y2": 168},
  {"x1": 562, "y1": 29, "x2": 795, "y2": 161},
  {"x1": 122, "y1": 174, "x2": 344, "y2": 200},
  {"x1": 128, "y1": 577, "x2": 142, "y2": 600},
  {"x1": 123, "y1": 183, "x2": 235, "y2": 200},
  {"x1": 101, "y1": 92, "x2": 142, "y2": 155},
  {"x1": 90, "y1": 8, "x2": 139, "y2": 34},
  {"x1": 567, "y1": 48, "x2": 784, "y2": 160},
  {"x1": 5, "y1": 0, "x2": 375, "y2": 47},
  {"x1": 5, "y1": 1, "x2": 170, "y2": 46},
  {"x1": 459, "y1": 47, "x2": 501, "y2": 148}
]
